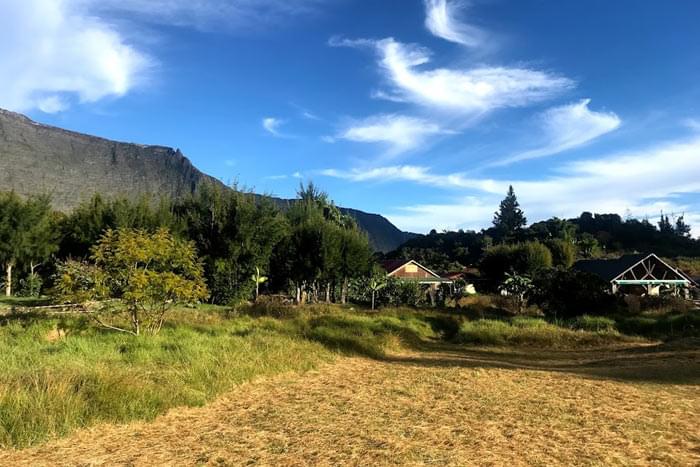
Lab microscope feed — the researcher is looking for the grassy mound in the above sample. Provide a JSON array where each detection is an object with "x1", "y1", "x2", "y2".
[{"x1": 455, "y1": 316, "x2": 635, "y2": 348}]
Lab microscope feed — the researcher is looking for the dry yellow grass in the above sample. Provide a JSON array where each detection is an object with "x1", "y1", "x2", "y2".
[{"x1": 1, "y1": 342, "x2": 698, "y2": 466}]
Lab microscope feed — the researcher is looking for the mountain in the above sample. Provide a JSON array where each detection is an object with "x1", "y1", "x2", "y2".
[{"x1": 0, "y1": 108, "x2": 415, "y2": 252}]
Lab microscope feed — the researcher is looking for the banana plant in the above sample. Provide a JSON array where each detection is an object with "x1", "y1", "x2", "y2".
[
  {"x1": 368, "y1": 276, "x2": 386, "y2": 311},
  {"x1": 251, "y1": 266, "x2": 268, "y2": 300}
]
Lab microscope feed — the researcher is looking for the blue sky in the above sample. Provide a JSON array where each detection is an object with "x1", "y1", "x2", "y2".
[{"x1": 2, "y1": 0, "x2": 700, "y2": 235}]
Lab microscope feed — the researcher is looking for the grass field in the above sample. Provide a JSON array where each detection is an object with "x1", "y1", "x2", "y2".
[{"x1": 0, "y1": 303, "x2": 698, "y2": 464}]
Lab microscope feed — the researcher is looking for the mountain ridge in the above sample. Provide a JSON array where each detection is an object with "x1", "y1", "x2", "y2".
[{"x1": 0, "y1": 108, "x2": 416, "y2": 252}]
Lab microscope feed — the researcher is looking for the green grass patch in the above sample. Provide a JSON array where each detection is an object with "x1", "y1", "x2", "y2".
[
  {"x1": 0, "y1": 305, "x2": 443, "y2": 449},
  {"x1": 455, "y1": 316, "x2": 632, "y2": 348},
  {"x1": 1, "y1": 302, "x2": 695, "y2": 449},
  {"x1": 615, "y1": 310, "x2": 700, "y2": 339}
]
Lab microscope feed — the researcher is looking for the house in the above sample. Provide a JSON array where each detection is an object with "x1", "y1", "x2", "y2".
[
  {"x1": 573, "y1": 253, "x2": 696, "y2": 297},
  {"x1": 380, "y1": 259, "x2": 452, "y2": 288}
]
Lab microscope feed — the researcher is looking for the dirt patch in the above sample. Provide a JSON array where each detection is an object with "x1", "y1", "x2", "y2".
[{"x1": 1, "y1": 344, "x2": 698, "y2": 466}]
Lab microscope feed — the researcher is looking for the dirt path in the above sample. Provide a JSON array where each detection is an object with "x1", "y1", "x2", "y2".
[{"x1": 2, "y1": 345, "x2": 699, "y2": 466}]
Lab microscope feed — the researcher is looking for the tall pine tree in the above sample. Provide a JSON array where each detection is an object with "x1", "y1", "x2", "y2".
[
  {"x1": 675, "y1": 215, "x2": 692, "y2": 238},
  {"x1": 493, "y1": 185, "x2": 527, "y2": 241}
]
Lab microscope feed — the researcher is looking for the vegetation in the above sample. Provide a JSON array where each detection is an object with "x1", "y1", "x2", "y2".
[
  {"x1": 0, "y1": 193, "x2": 56, "y2": 297},
  {"x1": 492, "y1": 185, "x2": 527, "y2": 241},
  {"x1": 0, "y1": 302, "x2": 696, "y2": 450},
  {"x1": 55, "y1": 229, "x2": 208, "y2": 335},
  {"x1": 479, "y1": 241, "x2": 552, "y2": 285},
  {"x1": 387, "y1": 195, "x2": 700, "y2": 274},
  {"x1": 0, "y1": 183, "x2": 375, "y2": 308}
]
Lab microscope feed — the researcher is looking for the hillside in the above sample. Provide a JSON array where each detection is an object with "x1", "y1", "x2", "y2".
[{"x1": 0, "y1": 108, "x2": 414, "y2": 252}]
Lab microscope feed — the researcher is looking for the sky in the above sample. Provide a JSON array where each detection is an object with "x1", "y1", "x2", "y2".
[{"x1": 1, "y1": 0, "x2": 700, "y2": 235}]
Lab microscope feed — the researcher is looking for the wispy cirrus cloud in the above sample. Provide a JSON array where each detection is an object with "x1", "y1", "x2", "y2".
[
  {"x1": 0, "y1": 0, "x2": 151, "y2": 113},
  {"x1": 322, "y1": 136, "x2": 700, "y2": 234},
  {"x1": 332, "y1": 37, "x2": 574, "y2": 117},
  {"x1": 83, "y1": 0, "x2": 330, "y2": 32},
  {"x1": 424, "y1": 0, "x2": 486, "y2": 48},
  {"x1": 376, "y1": 38, "x2": 574, "y2": 115},
  {"x1": 493, "y1": 99, "x2": 621, "y2": 166},
  {"x1": 262, "y1": 117, "x2": 292, "y2": 137},
  {"x1": 337, "y1": 114, "x2": 451, "y2": 156}
]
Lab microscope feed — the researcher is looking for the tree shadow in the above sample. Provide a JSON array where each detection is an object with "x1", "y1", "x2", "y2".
[{"x1": 381, "y1": 338, "x2": 700, "y2": 386}]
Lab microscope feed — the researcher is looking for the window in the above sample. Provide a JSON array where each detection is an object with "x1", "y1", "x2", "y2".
[{"x1": 405, "y1": 264, "x2": 418, "y2": 273}]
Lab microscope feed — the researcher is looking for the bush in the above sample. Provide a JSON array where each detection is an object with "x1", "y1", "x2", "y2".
[
  {"x1": 546, "y1": 239, "x2": 577, "y2": 268},
  {"x1": 516, "y1": 242, "x2": 553, "y2": 275},
  {"x1": 530, "y1": 268, "x2": 616, "y2": 319},
  {"x1": 54, "y1": 228, "x2": 208, "y2": 336},
  {"x1": 348, "y1": 277, "x2": 428, "y2": 308}
]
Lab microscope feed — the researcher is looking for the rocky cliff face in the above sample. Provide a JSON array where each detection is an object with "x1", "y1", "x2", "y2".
[
  {"x1": 0, "y1": 109, "x2": 221, "y2": 211},
  {"x1": 0, "y1": 108, "x2": 415, "y2": 252}
]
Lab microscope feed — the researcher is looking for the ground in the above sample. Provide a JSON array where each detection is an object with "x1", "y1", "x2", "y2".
[{"x1": 2, "y1": 341, "x2": 698, "y2": 466}]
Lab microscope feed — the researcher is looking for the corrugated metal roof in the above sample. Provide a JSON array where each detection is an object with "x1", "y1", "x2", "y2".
[{"x1": 572, "y1": 254, "x2": 648, "y2": 282}]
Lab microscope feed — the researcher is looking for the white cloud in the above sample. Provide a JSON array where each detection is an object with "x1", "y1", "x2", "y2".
[
  {"x1": 84, "y1": 0, "x2": 329, "y2": 32},
  {"x1": 322, "y1": 136, "x2": 700, "y2": 235},
  {"x1": 683, "y1": 118, "x2": 700, "y2": 132},
  {"x1": 424, "y1": 0, "x2": 485, "y2": 47},
  {"x1": 374, "y1": 38, "x2": 574, "y2": 116},
  {"x1": 494, "y1": 99, "x2": 621, "y2": 165},
  {"x1": 262, "y1": 117, "x2": 288, "y2": 137},
  {"x1": 338, "y1": 114, "x2": 450, "y2": 156},
  {"x1": 0, "y1": 0, "x2": 151, "y2": 113}
]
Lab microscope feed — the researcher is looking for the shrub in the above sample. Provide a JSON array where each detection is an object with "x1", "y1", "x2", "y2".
[
  {"x1": 546, "y1": 239, "x2": 577, "y2": 268},
  {"x1": 55, "y1": 228, "x2": 208, "y2": 336},
  {"x1": 530, "y1": 268, "x2": 616, "y2": 319},
  {"x1": 516, "y1": 242, "x2": 553, "y2": 275}
]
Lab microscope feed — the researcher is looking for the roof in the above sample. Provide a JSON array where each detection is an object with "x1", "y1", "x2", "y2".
[
  {"x1": 380, "y1": 259, "x2": 412, "y2": 274},
  {"x1": 573, "y1": 253, "x2": 695, "y2": 285},
  {"x1": 379, "y1": 259, "x2": 442, "y2": 279},
  {"x1": 573, "y1": 254, "x2": 647, "y2": 282}
]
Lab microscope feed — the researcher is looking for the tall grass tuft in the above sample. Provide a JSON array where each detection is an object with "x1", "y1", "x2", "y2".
[{"x1": 455, "y1": 317, "x2": 628, "y2": 347}]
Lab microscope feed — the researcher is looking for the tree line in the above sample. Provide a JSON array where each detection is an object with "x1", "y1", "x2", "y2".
[
  {"x1": 386, "y1": 185, "x2": 700, "y2": 274},
  {"x1": 0, "y1": 182, "x2": 374, "y2": 304}
]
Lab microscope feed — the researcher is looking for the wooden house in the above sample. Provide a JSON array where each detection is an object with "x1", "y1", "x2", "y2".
[{"x1": 380, "y1": 259, "x2": 452, "y2": 288}]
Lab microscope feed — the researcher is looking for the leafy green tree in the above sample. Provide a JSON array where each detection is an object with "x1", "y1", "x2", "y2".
[
  {"x1": 55, "y1": 228, "x2": 208, "y2": 335},
  {"x1": 0, "y1": 192, "x2": 24, "y2": 296},
  {"x1": 338, "y1": 228, "x2": 373, "y2": 303},
  {"x1": 59, "y1": 194, "x2": 178, "y2": 259},
  {"x1": 0, "y1": 193, "x2": 58, "y2": 296},
  {"x1": 279, "y1": 182, "x2": 372, "y2": 304},
  {"x1": 176, "y1": 184, "x2": 287, "y2": 304},
  {"x1": 493, "y1": 185, "x2": 527, "y2": 240}
]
